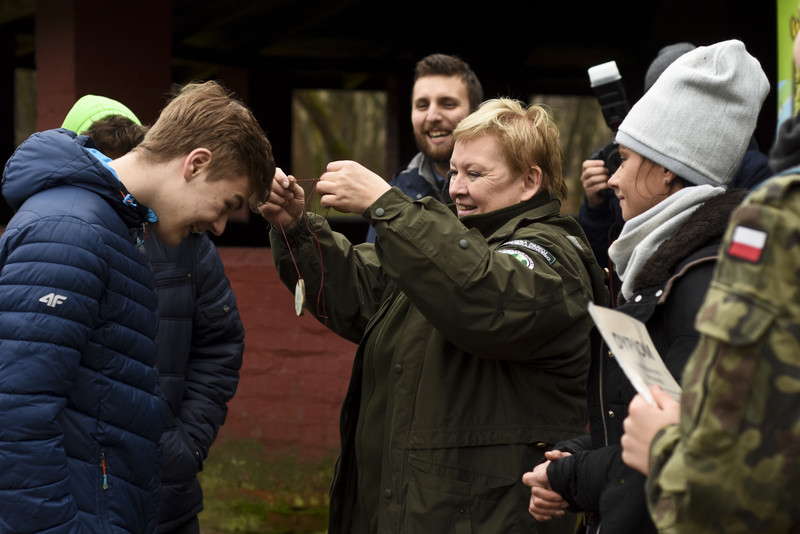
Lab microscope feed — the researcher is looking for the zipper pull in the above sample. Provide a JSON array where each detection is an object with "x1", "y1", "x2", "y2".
[{"x1": 100, "y1": 452, "x2": 109, "y2": 490}]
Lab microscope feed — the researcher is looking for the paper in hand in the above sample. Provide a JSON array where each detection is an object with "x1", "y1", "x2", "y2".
[{"x1": 587, "y1": 302, "x2": 682, "y2": 405}]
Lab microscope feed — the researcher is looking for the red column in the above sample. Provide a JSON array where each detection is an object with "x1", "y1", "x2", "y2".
[{"x1": 35, "y1": 0, "x2": 172, "y2": 130}]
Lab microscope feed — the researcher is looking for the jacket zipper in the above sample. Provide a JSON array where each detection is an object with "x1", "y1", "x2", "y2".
[
  {"x1": 100, "y1": 452, "x2": 109, "y2": 489},
  {"x1": 598, "y1": 340, "x2": 610, "y2": 446}
]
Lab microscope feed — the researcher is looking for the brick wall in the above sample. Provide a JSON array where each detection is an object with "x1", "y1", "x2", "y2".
[{"x1": 216, "y1": 247, "x2": 356, "y2": 461}]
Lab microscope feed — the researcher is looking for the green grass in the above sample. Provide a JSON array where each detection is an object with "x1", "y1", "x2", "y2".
[{"x1": 198, "y1": 437, "x2": 336, "y2": 534}]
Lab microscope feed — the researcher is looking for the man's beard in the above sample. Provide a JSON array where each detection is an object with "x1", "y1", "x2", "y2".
[{"x1": 414, "y1": 131, "x2": 453, "y2": 169}]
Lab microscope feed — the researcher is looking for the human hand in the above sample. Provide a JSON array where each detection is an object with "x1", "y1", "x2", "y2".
[
  {"x1": 522, "y1": 451, "x2": 571, "y2": 522},
  {"x1": 316, "y1": 160, "x2": 391, "y2": 214},
  {"x1": 580, "y1": 159, "x2": 612, "y2": 207},
  {"x1": 257, "y1": 167, "x2": 306, "y2": 230},
  {"x1": 621, "y1": 385, "x2": 681, "y2": 475}
]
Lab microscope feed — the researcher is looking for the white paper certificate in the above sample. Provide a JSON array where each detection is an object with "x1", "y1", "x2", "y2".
[{"x1": 587, "y1": 302, "x2": 682, "y2": 405}]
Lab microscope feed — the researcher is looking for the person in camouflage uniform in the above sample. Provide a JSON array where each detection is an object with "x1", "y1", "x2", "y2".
[
  {"x1": 621, "y1": 172, "x2": 800, "y2": 532},
  {"x1": 621, "y1": 16, "x2": 800, "y2": 532}
]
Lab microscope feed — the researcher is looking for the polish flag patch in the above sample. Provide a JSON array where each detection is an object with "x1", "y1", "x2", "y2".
[{"x1": 727, "y1": 225, "x2": 767, "y2": 263}]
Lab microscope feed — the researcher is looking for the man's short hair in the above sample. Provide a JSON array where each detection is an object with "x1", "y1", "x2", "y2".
[
  {"x1": 134, "y1": 80, "x2": 275, "y2": 209},
  {"x1": 84, "y1": 115, "x2": 147, "y2": 160},
  {"x1": 414, "y1": 54, "x2": 484, "y2": 112}
]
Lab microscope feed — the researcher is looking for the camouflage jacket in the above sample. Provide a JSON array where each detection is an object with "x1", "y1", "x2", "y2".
[{"x1": 647, "y1": 172, "x2": 800, "y2": 532}]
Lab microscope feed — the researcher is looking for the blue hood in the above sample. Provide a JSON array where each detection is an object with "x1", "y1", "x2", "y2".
[{"x1": 2, "y1": 128, "x2": 149, "y2": 229}]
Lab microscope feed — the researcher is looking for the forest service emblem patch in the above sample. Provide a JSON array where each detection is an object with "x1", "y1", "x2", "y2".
[
  {"x1": 498, "y1": 249, "x2": 535, "y2": 269},
  {"x1": 500, "y1": 240, "x2": 556, "y2": 265}
]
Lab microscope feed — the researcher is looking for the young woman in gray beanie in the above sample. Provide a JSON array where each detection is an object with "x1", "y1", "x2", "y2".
[{"x1": 522, "y1": 39, "x2": 770, "y2": 534}]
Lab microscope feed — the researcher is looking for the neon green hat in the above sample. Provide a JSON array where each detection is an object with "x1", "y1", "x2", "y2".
[{"x1": 61, "y1": 94, "x2": 141, "y2": 134}]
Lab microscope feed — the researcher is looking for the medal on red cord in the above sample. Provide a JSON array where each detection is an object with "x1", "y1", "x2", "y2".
[{"x1": 295, "y1": 278, "x2": 306, "y2": 316}]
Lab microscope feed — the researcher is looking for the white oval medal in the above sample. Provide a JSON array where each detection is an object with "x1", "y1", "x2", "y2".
[{"x1": 295, "y1": 278, "x2": 306, "y2": 316}]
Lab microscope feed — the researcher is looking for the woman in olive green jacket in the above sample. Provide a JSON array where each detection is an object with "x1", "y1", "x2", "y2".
[{"x1": 260, "y1": 98, "x2": 607, "y2": 534}]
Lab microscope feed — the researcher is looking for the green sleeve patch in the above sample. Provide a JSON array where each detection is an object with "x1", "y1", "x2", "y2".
[
  {"x1": 499, "y1": 239, "x2": 557, "y2": 265},
  {"x1": 497, "y1": 248, "x2": 535, "y2": 269}
]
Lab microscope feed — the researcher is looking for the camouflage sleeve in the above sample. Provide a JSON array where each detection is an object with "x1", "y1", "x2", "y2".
[{"x1": 645, "y1": 175, "x2": 800, "y2": 533}]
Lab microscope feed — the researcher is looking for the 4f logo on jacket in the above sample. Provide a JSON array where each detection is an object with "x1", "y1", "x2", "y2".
[{"x1": 39, "y1": 293, "x2": 67, "y2": 307}]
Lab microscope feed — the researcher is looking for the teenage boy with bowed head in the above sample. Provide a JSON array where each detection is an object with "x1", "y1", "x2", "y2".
[
  {"x1": 62, "y1": 93, "x2": 250, "y2": 534},
  {"x1": 0, "y1": 81, "x2": 274, "y2": 533}
]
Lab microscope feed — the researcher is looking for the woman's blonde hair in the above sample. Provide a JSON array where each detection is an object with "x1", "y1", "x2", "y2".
[{"x1": 453, "y1": 98, "x2": 566, "y2": 200}]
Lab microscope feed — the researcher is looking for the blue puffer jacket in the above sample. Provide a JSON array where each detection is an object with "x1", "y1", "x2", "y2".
[
  {"x1": 0, "y1": 129, "x2": 165, "y2": 533},
  {"x1": 142, "y1": 232, "x2": 243, "y2": 532}
]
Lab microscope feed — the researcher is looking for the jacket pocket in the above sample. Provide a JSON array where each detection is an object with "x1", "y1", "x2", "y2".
[
  {"x1": 693, "y1": 285, "x2": 775, "y2": 347},
  {"x1": 161, "y1": 423, "x2": 202, "y2": 483},
  {"x1": 404, "y1": 453, "x2": 520, "y2": 534},
  {"x1": 153, "y1": 266, "x2": 192, "y2": 290},
  {"x1": 687, "y1": 285, "x2": 777, "y2": 452}
]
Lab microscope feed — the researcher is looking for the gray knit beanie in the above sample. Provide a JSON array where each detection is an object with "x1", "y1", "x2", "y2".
[
  {"x1": 616, "y1": 40, "x2": 769, "y2": 187},
  {"x1": 644, "y1": 42, "x2": 696, "y2": 92}
]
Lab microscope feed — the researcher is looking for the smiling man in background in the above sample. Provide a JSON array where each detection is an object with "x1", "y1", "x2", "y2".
[{"x1": 365, "y1": 53, "x2": 483, "y2": 242}]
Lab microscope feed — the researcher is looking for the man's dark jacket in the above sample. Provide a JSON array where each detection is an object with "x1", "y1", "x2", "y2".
[{"x1": 144, "y1": 232, "x2": 244, "y2": 532}]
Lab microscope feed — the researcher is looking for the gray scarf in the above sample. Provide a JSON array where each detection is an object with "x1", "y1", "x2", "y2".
[{"x1": 608, "y1": 185, "x2": 725, "y2": 300}]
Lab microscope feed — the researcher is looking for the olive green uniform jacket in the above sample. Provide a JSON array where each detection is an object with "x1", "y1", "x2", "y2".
[
  {"x1": 646, "y1": 173, "x2": 800, "y2": 532},
  {"x1": 270, "y1": 188, "x2": 607, "y2": 533}
]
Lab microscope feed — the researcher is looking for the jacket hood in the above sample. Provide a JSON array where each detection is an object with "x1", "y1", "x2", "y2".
[{"x1": 3, "y1": 128, "x2": 149, "y2": 229}]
